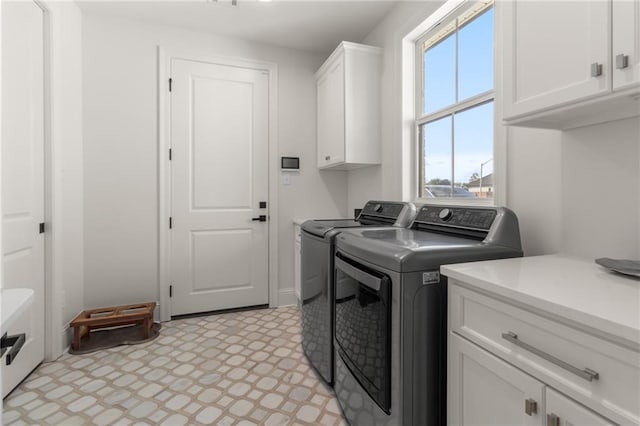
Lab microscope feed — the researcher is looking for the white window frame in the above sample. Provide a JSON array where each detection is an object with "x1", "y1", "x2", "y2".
[{"x1": 413, "y1": 0, "x2": 504, "y2": 207}]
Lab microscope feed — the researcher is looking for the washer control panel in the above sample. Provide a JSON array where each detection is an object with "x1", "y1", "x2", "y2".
[
  {"x1": 361, "y1": 201, "x2": 405, "y2": 219},
  {"x1": 414, "y1": 206, "x2": 497, "y2": 231}
]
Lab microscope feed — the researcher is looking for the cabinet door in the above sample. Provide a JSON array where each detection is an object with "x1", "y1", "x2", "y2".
[
  {"x1": 448, "y1": 333, "x2": 545, "y2": 426},
  {"x1": 502, "y1": 0, "x2": 610, "y2": 119},
  {"x1": 316, "y1": 56, "x2": 345, "y2": 168},
  {"x1": 612, "y1": 0, "x2": 640, "y2": 91},
  {"x1": 545, "y1": 388, "x2": 616, "y2": 426}
]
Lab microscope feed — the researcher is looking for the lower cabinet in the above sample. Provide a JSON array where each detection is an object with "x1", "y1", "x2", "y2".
[
  {"x1": 449, "y1": 333, "x2": 617, "y2": 426},
  {"x1": 449, "y1": 333, "x2": 544, "y2": 426},
  {"x1": 545, "y1": 388, "x2": 615, "y2": 426}
]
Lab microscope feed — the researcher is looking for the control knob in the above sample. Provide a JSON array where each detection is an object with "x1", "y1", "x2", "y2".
[{"x1": 439, "y1": 208, "x2": 453, "y2": 221}]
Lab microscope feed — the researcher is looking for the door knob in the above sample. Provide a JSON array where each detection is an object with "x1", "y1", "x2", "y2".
[{"x1": 252, "y1": 215, "x2": 267, "y2": 222}]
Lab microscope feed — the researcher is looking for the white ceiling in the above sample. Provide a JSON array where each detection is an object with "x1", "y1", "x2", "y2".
[{"x1": 77, "y1": 0, "x2": 401, "y2": 54}]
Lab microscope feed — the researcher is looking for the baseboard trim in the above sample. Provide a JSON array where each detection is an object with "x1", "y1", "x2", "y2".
[{"x1": 277, "y1": 289, "x2": 297, "y2": 307}]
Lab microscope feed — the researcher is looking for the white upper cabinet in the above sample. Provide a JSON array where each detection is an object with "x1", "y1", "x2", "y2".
[
  {"x1": 503, "y1": 1, "x2": 610, "y2": 116},
  {"x1": 501, "y1": 0, "x2": 640, "y2": 129},
  {"x1": 316, "y1": 42, "x2": 382, "y2": 170},
  {"x1": 612, "y1": 0, "x2": 640, "y2": 91}
]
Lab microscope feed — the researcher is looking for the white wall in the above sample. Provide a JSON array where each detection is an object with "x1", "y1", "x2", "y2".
[
  {"x1": 347, "y1": 1, "x2": 442, "y2": 213},
  {"x1": 561, "y1": 117, "x2": 640, "y2": 259},
  {"x1": 506, "y1": 127, "x2": 562, "y2": 255},
  {"x1": 82, "y1": 14, "x2": 347, "y2": 310}
]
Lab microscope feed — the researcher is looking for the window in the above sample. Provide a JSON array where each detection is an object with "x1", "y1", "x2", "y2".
[{"x1": 417, "y1": 1, "x2": 495, "y2": 200}]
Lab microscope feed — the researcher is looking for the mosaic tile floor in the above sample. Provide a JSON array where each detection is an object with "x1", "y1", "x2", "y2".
[{"x1": 3, "y1": 306, "x2": 347, "y2": 426}]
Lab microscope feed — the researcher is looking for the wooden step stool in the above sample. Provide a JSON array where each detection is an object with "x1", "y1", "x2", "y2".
[{"x1": 70, "y1": 302, "x2": 156, "y2": 351}]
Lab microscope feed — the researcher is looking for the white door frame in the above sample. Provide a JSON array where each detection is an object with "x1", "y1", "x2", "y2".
[
  {"x1": 9, "y1": 0, "x2": 57, "y2": 361},
  {"x1": 2, "y1": 0, "x2": 72, "y2": 361},
  {"x1": 36, "y1": 0, "x2": 56, "y2": 361},
  {"x1": 0, "y1": 2, "x2": 3, "y2": 400},
  {"x1": 157, "y1": 47, "x2": 279, "y2": 322}
]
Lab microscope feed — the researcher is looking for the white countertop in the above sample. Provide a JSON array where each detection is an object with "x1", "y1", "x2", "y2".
[
  {"x1": 441, "y1": 254, "x2": 640, "y2": 346},
  {"x1": 1, "y1": 288, "x2": 34, "y2": 335}
]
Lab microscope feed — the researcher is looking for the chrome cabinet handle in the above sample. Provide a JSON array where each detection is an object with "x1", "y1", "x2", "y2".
[
  {"x1": 591, "y1": 62, "x2": 603, "y2": 77},
  {"x1": 547, "y1": 413, "x2": 560, "y2": 426},
  {"x1": 1, "y1": 332, "x2": 26, "y2": 366},
  {"x1": 502, "y1": 331, "x2": 599, "y2": 382},
  {"x1": 525, "y1": 398, "x2": 537, "y2": 416},
  {"x1": 616, "y1": 54, "x2": 629, "y2": 69}
]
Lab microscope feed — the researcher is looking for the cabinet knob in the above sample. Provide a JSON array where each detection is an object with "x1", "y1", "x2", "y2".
[
  {"x1": 524, "y1": 398, "x2": 537, "y2": 416},
  {"x1": 547, "y1": 413, "x2": 560, "y2": 426},
  {"x1": 325, "y1": 155, "x2": 330, "y2": 161},
  {"x1": 590, "y1": 62, "x2": 603, "y2": 77},
  {"x1": 616, "y1": 54, "x2": 629, "y2": 70}
]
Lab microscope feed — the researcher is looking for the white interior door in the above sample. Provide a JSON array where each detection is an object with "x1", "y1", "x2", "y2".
[
  {"x1": 1, "y1": 0, "x2": 45, "y2": 397},
  {"x1": 170, "y1": 58, "x2": 269, "y2": 316}
]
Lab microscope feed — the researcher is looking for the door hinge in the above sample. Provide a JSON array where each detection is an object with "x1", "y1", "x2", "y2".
[
  {"x1": 39, "y1": 222, "x2": 45, "y2": 234},
  {"x1": 169, "y1": 217, "x2": 173, "y2": 229},
  {"x1": 169, "y1": 78, "x2": 173, "y2": 92},
  {"x1": 169, "y1": 148, "x2": 172, "y2": 161},
  {"x1": 169, "y1": 285, "x2": 173, "y2": 297}
]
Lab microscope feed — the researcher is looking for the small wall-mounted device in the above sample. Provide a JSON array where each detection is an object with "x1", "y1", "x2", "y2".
[{"x1": 281, "y1": 156, "x2": 300, "y2": 170}]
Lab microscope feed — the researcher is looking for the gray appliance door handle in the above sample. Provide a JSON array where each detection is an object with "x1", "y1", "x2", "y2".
[
  {"x1": 501, "y1": 332, "x2": 599, "y2": 382},
  {"x1": 335, "y1": 257, "x2": 382, "y2": 292}
]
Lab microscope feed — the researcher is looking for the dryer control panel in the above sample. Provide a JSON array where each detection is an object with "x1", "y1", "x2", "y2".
[
  {"x1": 358, "y1": 201, "x2": 417, "y2": 227},
  {"x1": 360, "y1": 201, "x2": 405, "y2": 219}
]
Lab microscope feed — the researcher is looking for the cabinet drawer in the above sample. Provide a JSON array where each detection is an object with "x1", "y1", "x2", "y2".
[{"x1": 449, "y1": 283, "x2": 640, "y2": 425}]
